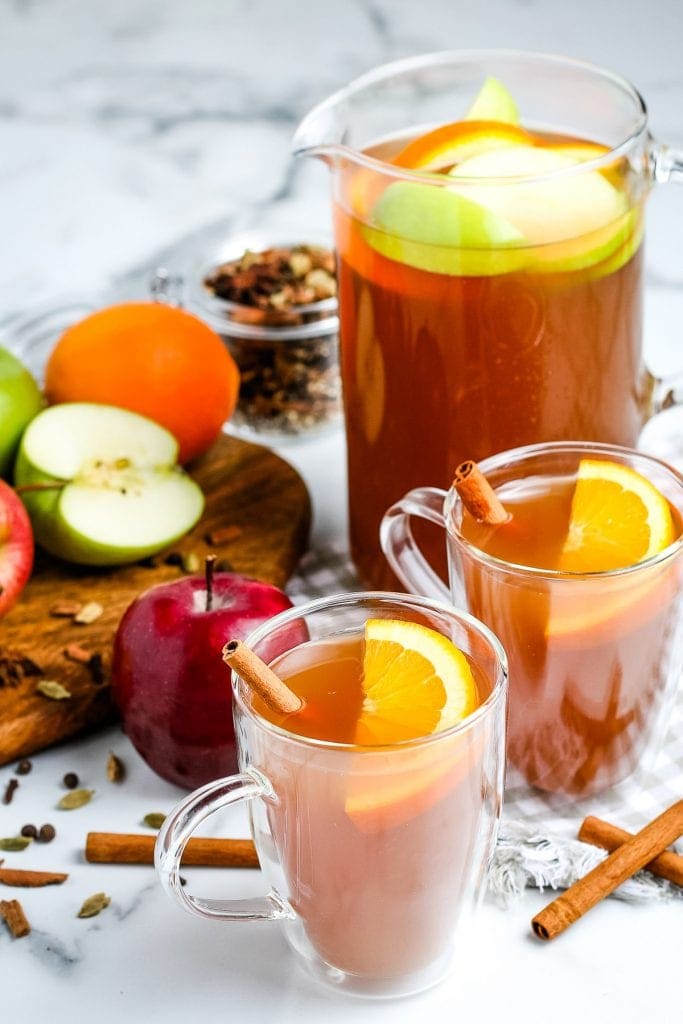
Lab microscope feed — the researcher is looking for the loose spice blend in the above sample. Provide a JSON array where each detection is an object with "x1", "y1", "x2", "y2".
[{"x1": 203, "y1": 244, "x2": 341, "y2": 439}]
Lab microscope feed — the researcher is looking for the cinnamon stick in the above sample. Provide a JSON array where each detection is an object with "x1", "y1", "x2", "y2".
[
  {"x1": 532, "y1": 799, "x2": 683, "y2": 940},
  {"x1": 0, "y1": 898, "x2": 31, "y2": 938},
  {"x1": 223, "y1": 639, "x2": 302, "y2": 716},
  {"x1": 579, "y1": 815, "x2": 683, "y2": 887},
  {"x1": 0, "y1": 867, "x2": 68, "y2": 888},
  {"x1": 85, "y1": 832, "x2": 259, "y2": 868},
  {"x1": 453, "y1": 460, "x2": 510, "y2": 525}
]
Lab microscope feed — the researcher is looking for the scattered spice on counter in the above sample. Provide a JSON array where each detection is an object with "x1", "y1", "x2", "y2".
[
  {"x1": 15, "y1": 760, "x2": 32, "y2": 776},
  {"x1": 77, "y1": 892, "x2": 111, "y2": 919},
  {"x1": 63, "y1": 772, "x2": 79, "y2": 789},
  {"x1": 206, "y1": 525, "x2": 243, "y2": 546},
  {"x1": 164, "y1": 551, "x2": 183, "y2": 567},
  {"x1": 57, "y1": 789, "x2": 94, "y2": 811},
  {"x1": 203, "y1": 244, "x2": 340, "y2": 438},
  {"x1": 0, "y1": 837, "x2": 32, "y2": 852},
  {"x1": 3, "y1": 778, "x2": 18, "y2": 805},
  {"x1": 87, "y1": 652, "x2": 106, "y2": 685},
  {"x1": 36, "y1": 680, "x2": 71, "y2": 701},
  {"x1": 63, "y1": 643, "x2": 92, "y2": 664},
  {"x1": 143, "y1": 813, "x2": 166, "y2": 830},
  {"x1": 73, "y1": 601, "x2": 104, "y2": 625},
  {"x1": 0, "y1": 868, "x2": 68, "y2": 888},
  {"x1": 0, "y1": 898, "x2": 31, "y2": 937},
  {"x1": 106, "y1": 752, "x2": 125, "y2": 784},
  {"x1": 181, "y1": 551, "x2": 201, "y2": 574},
  {"x1": 50, "y1": 599, "x2": 82, "y2": 618},
  {"x1": 38, "y1": 824, "x2": 56, "y2": 843},
  {"x1": 20, "y1": 825, "x2": 38, "y2": 839}
]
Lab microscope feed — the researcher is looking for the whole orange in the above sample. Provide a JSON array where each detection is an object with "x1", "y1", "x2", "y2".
[{"x1": 45, "y1": 303, "x2": 239, "y2": 463}]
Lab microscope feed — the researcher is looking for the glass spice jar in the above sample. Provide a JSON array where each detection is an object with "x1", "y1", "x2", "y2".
[{"x1": 182, "y1": 232, "x2": 342, "y2": 444}]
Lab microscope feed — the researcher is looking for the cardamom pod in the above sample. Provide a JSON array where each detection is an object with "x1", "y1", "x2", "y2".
[
  {"x1": 143, "y1": 812, "x2": 166, "y2": 830},
  {"x1": 36, "y1": 680, "x2": 71, "y2": 700},
  {"x1": 78, "y1": 892, "x2": 111, "y2": 918},
  {"x1": 106, "y1": 752, "x2": 125, "y2": 784},
  {"x1": 0, "y1": 837, "x2": 32, "y2": 852},
  {"x1": 57, "y1": 788, "x2": 94, "y2": 810}
]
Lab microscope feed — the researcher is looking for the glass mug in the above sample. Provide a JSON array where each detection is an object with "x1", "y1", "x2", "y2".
[
  {"x1": 155, "y1": 592, "x2": 507, "y2": 999},
  {"x1": 294, "y1": 50, "x2": 683, "y2": 589},
  {"x1": 381, "y1": 442, "x2": 683, "y2": 796}
]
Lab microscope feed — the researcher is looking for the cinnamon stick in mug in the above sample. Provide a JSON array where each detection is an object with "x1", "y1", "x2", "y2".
[
  {"x1": 223, "y1": 639, "x2": 303, "y2": 715},
  {"x1": 532, "y1": 799, "x2": 683, "y2": 940},
  {"x1": 579, "y1": 815, "x2": 683, "y2": 887},
  {"x1": 453, "y1": 460, "x2": 510, "y2": 525}
]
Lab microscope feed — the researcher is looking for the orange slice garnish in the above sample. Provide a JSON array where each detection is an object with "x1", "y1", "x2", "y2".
[
  {"x1": 559, "y1": 459, "x2": 675, "y2": 573},
  {"x1": 393, "y1": 120, "x2": 534, "y2": 173},
  {"x1": 354, "y1": 619, "x2": 478, "y2": 745}
]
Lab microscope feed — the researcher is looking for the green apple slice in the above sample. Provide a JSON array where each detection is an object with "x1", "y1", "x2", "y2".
[
  {"x1": 363, "y1": 181, "x2": 529, "y2": 276},
  {"x1": 15, "y1": 403, "x2": 204, "y2": 566},
  {"x1": 449, "y1": 145, "x2": 630, "y2": 272},
  {"x1": 465, "y1": 76, "x2": 519, "y2": 124}
]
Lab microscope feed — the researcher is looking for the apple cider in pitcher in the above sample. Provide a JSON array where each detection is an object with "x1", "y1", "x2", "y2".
[
  {"x1": 249, "y1": 620, "x2": 497, "y2": 979},
  {"x1": 459, "y1": 456, "x2": 682, "y2": 795},
  {"x1": 334, "y1": 78, "x2": 647, "y2": 587}
]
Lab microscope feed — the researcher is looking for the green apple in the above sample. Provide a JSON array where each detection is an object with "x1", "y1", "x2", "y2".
[
  {"x1": 465, "y1": 76, "x2": 519, "y2": 124},
  {"x1": 0, "y1": 346, "x2": 43, "y2": 479},
  {"x1": 363, "y1": 181, "x2": 529, "y2": 276},
  {"x1": 15, "y1": 403, "x2": 204, "y2": 566},
  {"x1": 449, "y1": 145, "x2": 630, "y2": 272}
]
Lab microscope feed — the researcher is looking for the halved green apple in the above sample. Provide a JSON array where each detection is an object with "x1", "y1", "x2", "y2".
[
  {"x1": 449, "y1": 144, "x2": 631, "y2": 273},
  {"x1": 363, "y1": 180, "x2": 529, "y2": 276},
  {"x1": 15, "y1": 403, "x2": 204, "y2": 566},
  {"x1": 465, "y1": 76, "x2": 519, "y2": 124}
]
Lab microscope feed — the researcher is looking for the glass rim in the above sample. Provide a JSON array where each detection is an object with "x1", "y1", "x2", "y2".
[
  {"x1": 294, "y1": 48, "x2": 649, "y2": 185},
  {"x1": 446, "y1": 440, "x2": 683, "y2": 580},
  {"x1": 232, "y1": 590, "x2": 508, "y2": 752}
]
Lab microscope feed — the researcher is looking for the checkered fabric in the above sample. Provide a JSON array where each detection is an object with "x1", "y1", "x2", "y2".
[{"x1": 287, "y1": 541, "x2": 683, "y2": 841}]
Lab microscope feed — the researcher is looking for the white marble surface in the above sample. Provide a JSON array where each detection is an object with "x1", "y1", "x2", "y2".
[{"x1": 1, "y1": 0, "x2": 683, "y2": 1019}]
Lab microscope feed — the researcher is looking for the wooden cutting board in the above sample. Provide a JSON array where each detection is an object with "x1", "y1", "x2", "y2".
[{"x1": 0, "y1": 433, "x2": 311, "y2": 765}]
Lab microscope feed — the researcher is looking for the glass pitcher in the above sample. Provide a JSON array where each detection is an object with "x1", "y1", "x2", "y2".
[{"x1": 294, "y1": 50, "x2": 683, "y2": 589}]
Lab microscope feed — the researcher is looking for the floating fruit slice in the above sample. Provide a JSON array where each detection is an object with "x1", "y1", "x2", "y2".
[
  {"x1": 393, "y1": 120, "x2": 533, "y2": 172},
  {"x1": 465, "y1": 76, "x2": 520, "y2": 124},
  {"x1": 449, "y1": 144, "x2": 629, "y2": 271},
  {"x1": 559, "y1": 459, "x2": 676, "y2": 574},
  {"x1": 354, "y1": 618, "x2": 478, "y2": 744},
  {"x1": 364, "y1": 181, "x2": 528, "y2": 277}
]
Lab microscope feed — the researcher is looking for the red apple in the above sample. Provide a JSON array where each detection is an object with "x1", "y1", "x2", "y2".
[
  {"x1": 0, "y1": 479, "x2": 33, "y2": 617},
  {"x1": 111, "y1": 566, "x2": 294, "y2": 789}
]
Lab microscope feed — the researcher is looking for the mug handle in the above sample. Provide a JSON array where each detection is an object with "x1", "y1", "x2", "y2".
[
  {"x1": 380, "y1": 486, "x2": 451, "y2": 602},
  {"x1": 155, "y1": 767, "x2": 293, "y2": 923}
]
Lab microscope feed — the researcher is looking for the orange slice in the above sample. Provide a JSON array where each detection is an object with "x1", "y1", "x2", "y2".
[
  {"x1": 354, "y1": 619, "x2": 478, "y2": 745},
  {"x1": 393, "y1": 120, "x2": 534, "y2": 173},
  {"x1": 559, "y1": 459, "x2": 676, "y2": 573}
]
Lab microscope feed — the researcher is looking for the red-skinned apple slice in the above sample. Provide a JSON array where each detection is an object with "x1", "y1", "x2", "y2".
[{"x1": 0, "y1": 478, "x2": 33, "y2": 618}]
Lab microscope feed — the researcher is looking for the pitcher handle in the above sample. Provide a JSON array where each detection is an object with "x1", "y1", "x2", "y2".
[
  {"x1": 155, "y1": 767, "x2": 293, "y2": 923},
  {"x1": 380, "y1": 486, "x2": 451, "y2": 602}
]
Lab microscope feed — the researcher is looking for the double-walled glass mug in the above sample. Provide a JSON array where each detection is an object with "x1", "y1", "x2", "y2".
[
  {"x1": 294, "y1": 50, "x2": 683, "y2": 589},
  {"x1": 381, "y1": 443, "x2": 683, "y2": 797},
  {"x1": 155, "y1": 592, "x2": 507, "y2": 999}
]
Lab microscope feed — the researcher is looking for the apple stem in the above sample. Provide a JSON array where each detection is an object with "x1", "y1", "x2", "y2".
[
  {"x1": 205, "y1": 554, "x2": 216, "y2": 612},
  {"x1": 14, "y1": 480, "x2": 66, "y2": 494}
]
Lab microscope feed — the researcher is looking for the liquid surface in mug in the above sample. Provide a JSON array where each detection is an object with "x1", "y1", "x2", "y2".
[
  {"x1": 335, "y1": 119, "x2": 646, "y2": 588},
  {"x1": 248, "y1": 630, "x2": 498, "y2": 980},
  {"x1": 458, "y1": 466, "x2": 681, "y2": 795}
]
